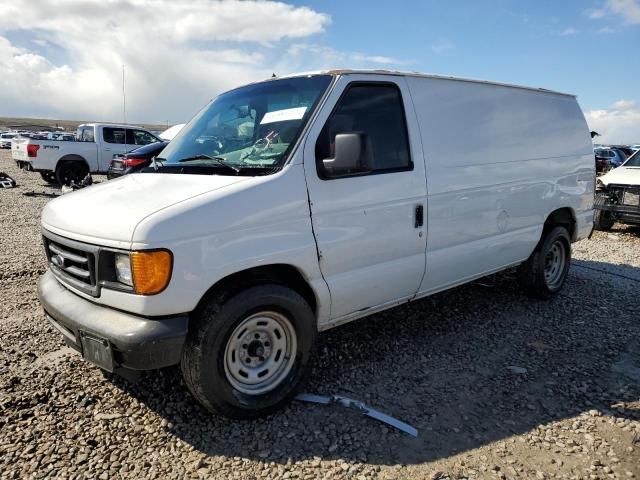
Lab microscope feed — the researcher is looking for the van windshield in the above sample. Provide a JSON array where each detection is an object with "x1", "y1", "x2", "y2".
[{"x1": 158, "y1": 75, "x2": 333, "y2": 175}]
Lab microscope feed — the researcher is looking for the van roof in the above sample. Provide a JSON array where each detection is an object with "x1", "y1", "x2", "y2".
[{"x1": 276, "y1": 69, "x2": 575, "y2": 98}]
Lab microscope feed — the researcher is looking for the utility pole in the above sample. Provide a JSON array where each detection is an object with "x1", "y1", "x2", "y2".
[{"x1": 122, "y1": 64, "x2": 127, "y2": 125}]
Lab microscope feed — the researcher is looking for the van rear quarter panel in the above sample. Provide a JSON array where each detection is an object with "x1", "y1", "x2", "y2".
[{"x1": 406, "y1": 77, "x2": 594, "y2": 293}]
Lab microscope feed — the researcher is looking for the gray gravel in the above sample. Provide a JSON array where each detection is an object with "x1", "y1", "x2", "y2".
[{"x1": 1, "y1": 149, "x2": 639, "y2": 479}]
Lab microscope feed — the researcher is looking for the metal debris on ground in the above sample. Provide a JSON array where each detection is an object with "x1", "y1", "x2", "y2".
[
  {"x1": 0, "y1": 172, "x2": 16, "y2": 188},
  {"x1": 61, "y1": 173, "x2": 93, "y2": 193},
  {"x1": 23, "y1": 191, "x2": 60, "y2": 198},
  {"x1": 295, "y1": 393, "x2": 419, "y2": 437}
]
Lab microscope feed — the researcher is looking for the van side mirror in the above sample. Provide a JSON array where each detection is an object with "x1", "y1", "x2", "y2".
[{"x1": 322, "y1": 133, "x2": 369, "y2": 176}]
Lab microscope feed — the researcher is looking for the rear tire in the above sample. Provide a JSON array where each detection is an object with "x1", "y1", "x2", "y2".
[
  {"x1": 55, "y1": 161, "x2": 89, "y2": 186},
  {"x1": 594, "y1": 210, "x2": 615, "y2": 231},
  {"x1": 181, "y1": 284, "x2": 316, "y2": 419},
  {"x1": 40, "y1": 171, "x2": 57, "y2": 184},
  {"x1": 517, "y1": 226, "x2": 571, "y2": 299}
]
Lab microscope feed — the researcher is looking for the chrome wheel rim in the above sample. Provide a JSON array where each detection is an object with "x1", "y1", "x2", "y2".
[
  {"x1": 224, "y1": 311, "x2": 297, "y2": 395},
  {"x1": 544, "y1": 240, "x2": 567, "y2": 289}
]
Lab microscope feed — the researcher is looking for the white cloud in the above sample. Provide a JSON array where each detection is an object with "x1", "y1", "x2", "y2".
[
  {"x1": 597, "y1": 26, "x2": 615, "y2": 33},
  {"x1": 585, "y1": 99, "x2": 640, "y2": 144},
  {"x1": 284, "y1": 44, "x2": 411, "y2": 70},
  {"x1": 352, "y1": 54, "x2": 402, "y2": 65},
  {"x1": 587, "y1": 0, "x2": 640, "y2": 24},
  {"x1": 608, "y1": 0, "x2": 640, "y2": 23},
  {"x1": 613, "y1": 99, "x2": 637, "y2": 110},
  {"x1": 560, "y1": 27, "x2": 578, "y2": 35},
  {"x1": 0, "y1": 0, "x2": 361, "y2": 123},
  {"x1": 587, "y1": 8, "x2": 607, "y2": 18},
  {"x1": 431, "y1": 41, "x2": 454, "y2": 55}
]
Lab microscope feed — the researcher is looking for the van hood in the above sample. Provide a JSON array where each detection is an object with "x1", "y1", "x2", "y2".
[
  {"x1": 600, "y1": 167, "x2": 640, "y2": 187},
  {"x1": 42, "y1": 173, "x2": 249, "y2": 246}
]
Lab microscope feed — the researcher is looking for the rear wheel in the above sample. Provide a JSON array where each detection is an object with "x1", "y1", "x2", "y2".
[
  {"x1": 517, "y1": 226, "x2": 571, "y2": 299},
  {"x1": 181, "y1": 284, "x2": 316, "y2": 419},
  {"x1": 39, "y1": 171, "x2": 57, "y2": 184},
  {"x1": 55, "y1": 161, "x2": 89, "y2": 186}
]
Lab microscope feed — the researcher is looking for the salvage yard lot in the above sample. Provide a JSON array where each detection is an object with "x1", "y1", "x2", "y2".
[{"x1": 0, "y1": 149, "x2": 639, "y2": 479}]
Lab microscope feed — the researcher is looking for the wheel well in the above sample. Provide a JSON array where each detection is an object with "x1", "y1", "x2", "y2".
[
  {"x1": 197, "y1": 265, "x2": 318, "y2": 316},
  {"x1": 544, "y1": 208, "x2": 576, "y2": 241},
  {"x1": 57, "y1": 155, "x2": 89, "y2": 171}
]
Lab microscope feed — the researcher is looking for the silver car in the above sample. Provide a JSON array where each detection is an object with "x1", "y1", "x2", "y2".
[{"x1": 0, "y1": 132, "x2": 17, "y2": 149}]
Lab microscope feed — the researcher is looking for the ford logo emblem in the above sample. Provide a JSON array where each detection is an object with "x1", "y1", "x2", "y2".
[{"x1": 51, "y1": 254, "x2": 67, "y2": 268}]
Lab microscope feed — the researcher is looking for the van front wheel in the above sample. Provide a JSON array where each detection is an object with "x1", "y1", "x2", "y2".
[
  {"x1": 517, "y1": 226, "x2": 571, "y2": 299},
  {"x1": 181, "y1": 284, "x2": 316, "y2": 419}
]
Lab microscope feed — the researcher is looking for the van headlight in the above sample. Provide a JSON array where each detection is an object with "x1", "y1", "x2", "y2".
[
  {"x1": 114, "y1": 253, "x2": 133, "y2": 286},
  {"x1": 114, "y1": 250, "x2": 173, "y2": 295}
]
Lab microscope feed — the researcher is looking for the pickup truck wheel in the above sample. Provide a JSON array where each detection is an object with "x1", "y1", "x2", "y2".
[
  {"x1": 181, "y1": 284, "x2": 316, "y2": 419},
  {"x1": 517, "y1": 226, "x2": 571, "y2": 299},
  {"x1": 594, "y1": 210, "x2": 615, "y2": 231},
  {"x1": 56, "y1": 161, "x2": 89, "y2": 186},
  {"x1": 39, "y1": 172, "x2": 57, "y2": 184}
]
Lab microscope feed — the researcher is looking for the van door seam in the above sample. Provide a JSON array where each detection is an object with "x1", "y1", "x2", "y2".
[
  {"x1": 301, "y1": 151, "x2": 333, "y2": 317},
  {"x1": 403, "y1": 76, "x2": 429, "y2": 298}
]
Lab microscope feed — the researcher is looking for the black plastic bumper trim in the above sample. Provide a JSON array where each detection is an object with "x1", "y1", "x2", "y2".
[{"x1": 38, "y1": 270, "x2": 188, "y2": 370}]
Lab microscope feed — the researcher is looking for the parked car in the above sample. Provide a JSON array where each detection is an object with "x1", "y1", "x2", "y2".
[
  {"x1": 47, "y1": 132, "x2": 76, "y2": 141},
  {"x1": 12, "y1": 123, "x2": 160, "y2": 185},
  {"x1": 615, "y1": 146, "x2": 636, "y2": 158},
  {"x1": 594, "y1": 149, "x2": 640, "y2": 230},
  {"x1": 0, "y1": 132, "x2": 17, "y2": 149},
  {"x1": 107, "y1": 141, "x2": 169, "y2": 179},
  {"x1": 159, "y1": 123, "x2": 185, "y2": 141},
  {"x1": 595, "y1": 154, "x2": 611, "y2": 175},
  {"x1": 37, "y1": 70, "x2": 594, "y2": 419},
  {"x1": 594, "y1": 147, "x2": 628, "y2": 169}
]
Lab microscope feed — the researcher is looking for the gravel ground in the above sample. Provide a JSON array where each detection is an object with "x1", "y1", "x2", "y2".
[{"x1": 1, "y1": 149, "x2": 639, "y2": 480}]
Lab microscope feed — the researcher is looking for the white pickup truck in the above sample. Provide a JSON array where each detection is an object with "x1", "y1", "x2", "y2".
[{"x1": 13, "y1": 123, "x2": 160, "y2": 184}]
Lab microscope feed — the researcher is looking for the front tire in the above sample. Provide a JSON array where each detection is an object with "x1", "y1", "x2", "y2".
[
  {"x1": 517, "y1": 226, "x2": 571, "y2": 299},
  {"x1": 594, "y1": 209, "x2": 615, "y2": 231},
  {"x1": 181, "y1": 284, "x2": 316, "y2": 419}
]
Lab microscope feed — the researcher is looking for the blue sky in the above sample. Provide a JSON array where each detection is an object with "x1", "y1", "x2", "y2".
[
  {"x1": 0, "y1": 0, "x2": 638, "y2": 142},
  {"x1": 293, "y1": 0, "x2": 638, "y2": 112}
]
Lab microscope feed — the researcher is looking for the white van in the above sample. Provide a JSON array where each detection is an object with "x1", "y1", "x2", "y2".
[{"x1": 38, "y1": 70, "x2": 594, "y2": 418}]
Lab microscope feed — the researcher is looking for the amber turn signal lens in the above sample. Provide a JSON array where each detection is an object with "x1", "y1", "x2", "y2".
[{"x1": 130, "y1": 250, "x2": 173, "y2": 295}]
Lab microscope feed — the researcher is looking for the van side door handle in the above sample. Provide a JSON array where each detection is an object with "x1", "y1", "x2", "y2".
[{"x1": 414, "y1": 204, "x2": 424, "y2": 228}]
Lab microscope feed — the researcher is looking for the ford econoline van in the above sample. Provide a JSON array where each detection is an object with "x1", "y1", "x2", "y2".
[{"x1": 38, "y1": 70, "x2": 595, "y2": 418}]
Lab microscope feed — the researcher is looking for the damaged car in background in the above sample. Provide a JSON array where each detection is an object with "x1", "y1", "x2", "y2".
[
  {"x1": 594, "y1": 149, "x2": 640, "y2": 230},
  {"x1": 107, "y1": 141, "x2": 169, "y2": 179}
]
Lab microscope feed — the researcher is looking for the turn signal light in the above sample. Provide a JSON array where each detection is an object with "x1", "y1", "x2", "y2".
[{"x1": 130, "y1": 250, "x2": 173, "y2": 295}]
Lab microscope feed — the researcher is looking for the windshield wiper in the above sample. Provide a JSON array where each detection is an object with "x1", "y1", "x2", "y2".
[
  {"x1": 150, "y1": 156, "x2": 165, "y2": 171},
  {"x1": 176, "y1": 154, "x2": 240, "y2": 173}
]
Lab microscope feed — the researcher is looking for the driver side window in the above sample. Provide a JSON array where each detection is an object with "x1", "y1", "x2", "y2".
[{"x1": 315, "y1": 83, "x2": 412, "y2": 179}]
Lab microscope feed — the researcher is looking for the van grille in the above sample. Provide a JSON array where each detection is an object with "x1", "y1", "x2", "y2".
[{"x1": 43, "y1": 233, "x2": 98, "y2": 296}]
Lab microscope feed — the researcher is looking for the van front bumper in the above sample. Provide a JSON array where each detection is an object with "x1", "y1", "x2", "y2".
[{"x1": 38, "y1": 270, "x2": 189, "y2": 371}]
